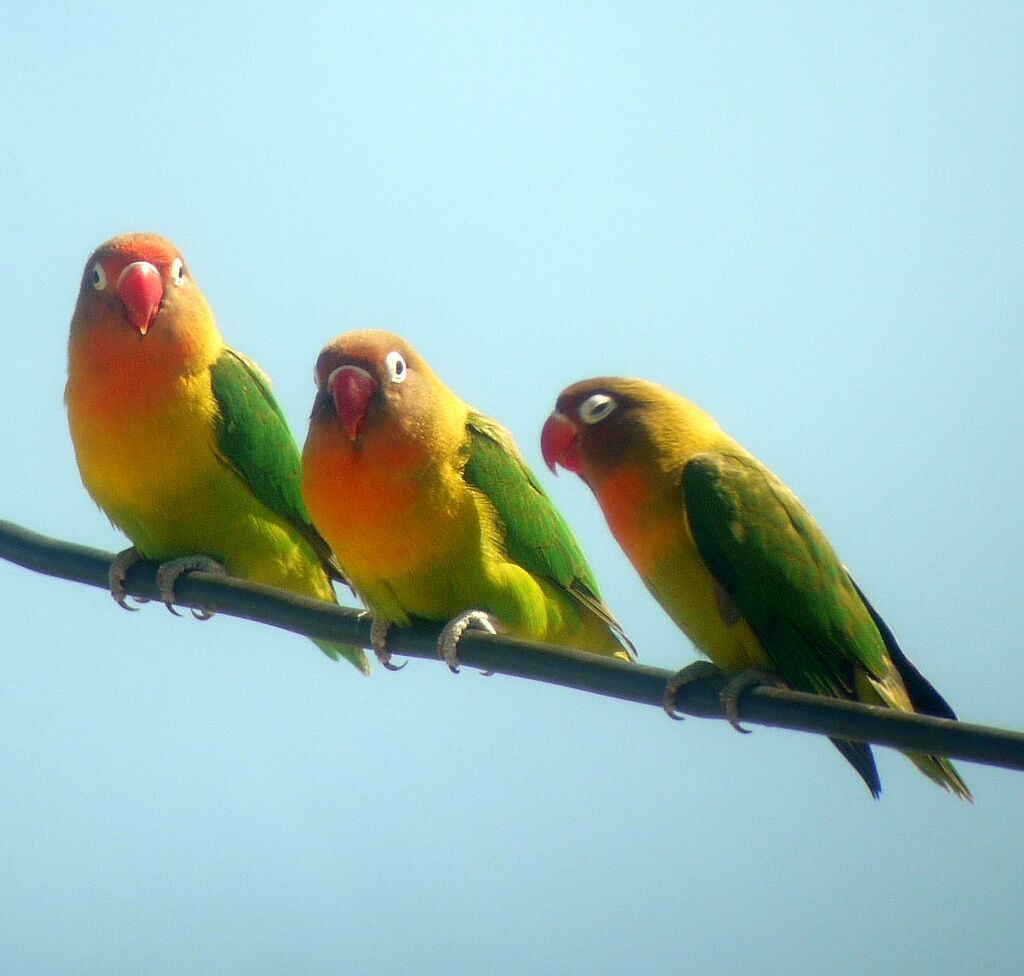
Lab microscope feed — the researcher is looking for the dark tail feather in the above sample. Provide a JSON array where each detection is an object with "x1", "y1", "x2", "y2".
[
  {"x1": 846, "y1": 572, "x2": 958, "y2": 720},
  {"x1": 847, "y1": 571, "x2": 972, "y2": 800},
  {"x1": 829, "y1": 737, "x2": 881, "y2": 798}
]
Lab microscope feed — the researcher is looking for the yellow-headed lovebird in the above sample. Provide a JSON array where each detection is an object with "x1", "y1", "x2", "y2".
[
  {"x1": 541, "y1": 377, "x2": 970, "y2": 799},
  {"x1": 65, "y1": 232, "x2": 368, "y2": 673},
  {"x1": 301, "y1": 330, "x2": 634, "y2": 671}
]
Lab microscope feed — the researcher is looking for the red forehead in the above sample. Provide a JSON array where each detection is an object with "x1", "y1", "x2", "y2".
[{"x1": 91, "y1": 233, "x2": 180, "y2": 271}]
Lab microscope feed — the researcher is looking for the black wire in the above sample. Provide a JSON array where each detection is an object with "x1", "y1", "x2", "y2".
[{"x1": 2, "y1": 518, "x2": 1023, "y2": 773}]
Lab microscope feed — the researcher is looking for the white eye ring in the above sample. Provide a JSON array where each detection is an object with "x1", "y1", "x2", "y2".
[
  {"x1": 580, "y1": 393, "x2": 617, "y2": 425},
  {"x1": 91, "y1": 262, "x2": 107, "y2": 291},
  {"x1": 170, "y1": 257, "x2": 186, "y2": 286},
  {"x1": 385, "y1": 350, "x2": 407, "y2": 384}
]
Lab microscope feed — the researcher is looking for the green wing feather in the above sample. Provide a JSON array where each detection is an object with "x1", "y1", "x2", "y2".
[
  {"x1": 208, "y1": 349, "x2": 367, "y2": 673},
  {"x1": 209, "y1": 348, "x2": 345, "y2": 581},
  {"x1": 682, "y1": 450, "x2": 886, "y2": 796},
  {"x1": 681, "y1": 450, "x2": 888, "y2": 694},
  {"x1": 463, "y1": 412, "x2": 633, "y2": 655},
  {"x1": 683, "y1": 450, "x2": 970, "y2": 800}
]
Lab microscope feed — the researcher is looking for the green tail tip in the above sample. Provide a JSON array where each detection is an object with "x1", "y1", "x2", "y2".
[
  {"x1": 912, "y1": 753, "x2": 973, "y2": 802},
  {"x1": 314, "y1": 639, "x2": 371, "y2": 675}
]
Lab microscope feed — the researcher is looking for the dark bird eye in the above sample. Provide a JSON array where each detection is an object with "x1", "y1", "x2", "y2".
[
  {"x1": 170, "y1": 257, "x2": 186, "y2": 285},
  {"x1": 91, "y1": 262, "x2": 108, "y2": 291}
]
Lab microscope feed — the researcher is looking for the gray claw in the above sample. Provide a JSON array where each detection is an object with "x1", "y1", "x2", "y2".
[
  {"x1": 155, "y1": 555, "x2": 227, "y2": 618},
  {"x1": 719, "y1": 669, "x2": 784, "y2": 733},
  {"x1": 662, "y1": 660, "x2": 726, "y2": 719},
  {"x1": 370, "y1": 616, "x2": 406, "y2": 671},
  {"x1": 437, "y1": 610, "x2": 498, "y2": 673},
  {"x1": 108, "y1": 547, "x2": 149, "y2": 611}
]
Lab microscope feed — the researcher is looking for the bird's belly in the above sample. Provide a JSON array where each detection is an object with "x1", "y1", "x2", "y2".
[
  {"x1": 648, "y1": 552, "x2": 772, "y2": 675},
  {"x1": 74, "y1": 412, "x2": 212, "y2": 545},
  {"x1": 346, "y1": 535, "x2": 543, "y2": 641},
  {"x1": 601, "y1": 478, "x2": 772, "y2": 673},
  {"x1": 355, "y1": 560, "x2": 479, "y2": 626},
  {"x1": 70, "y1": 402, "x2": 330, "y2": 599}
]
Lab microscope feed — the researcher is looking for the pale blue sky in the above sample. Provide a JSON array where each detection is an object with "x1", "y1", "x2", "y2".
[{"x1": 1, "y1": 3, "x2": 1022, "y2": 974}]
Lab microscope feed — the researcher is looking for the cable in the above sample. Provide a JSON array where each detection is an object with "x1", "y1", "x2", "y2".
[{"x1": 2, "y1": 518, "x2": 1022, "y2": 773}]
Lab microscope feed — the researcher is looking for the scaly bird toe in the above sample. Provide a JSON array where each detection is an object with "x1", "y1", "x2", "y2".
[
  {"x1": 719, "y1": 668, "x2": 785, "y2": 733},
  {"x1": 155, "y1": 555, "x2": 227, "y2": 619},
  {"x1": 662, "y1": 660, "x2": 726, "y2": 720},
  {"x1": 437, "y1": 610, "x2": 498, "y2": 673},
  {"x1": 108, "y1": 547, "x2": 150, "y2": 611},
  {"x1": 370, "y1": 616, "x2": 406, "y2": 671}
]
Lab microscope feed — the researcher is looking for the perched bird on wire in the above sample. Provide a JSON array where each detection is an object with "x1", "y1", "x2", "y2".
[
  {"x1": 542, "y1": 376, "x2": 970, "y2": 799},
  {"x1": 301, "y1": 329, "x2": 635, "y2": 672},
  {"x1": 65, "y1": 232, "x2": 367, "y2": 673}
]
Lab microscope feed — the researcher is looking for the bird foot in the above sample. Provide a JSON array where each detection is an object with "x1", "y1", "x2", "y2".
[
  {"x1": 437, "y1": 610, "x2": 498, "y2": 673},
  {"x1": 108, "y1": 547, "x2": 150, "y2": 611},
  {"x1": 369, "y1": 616, "x2": 406, "y2": 671},
  {"x1": 155, "y1": 555, "x2": 227, "y2": 619},
  {"x1": 663, "y1": 660, "x2": 726, "y2": 720},
  {"x1": 720, "y1": 669, "x2": 785, "y2": 733}
]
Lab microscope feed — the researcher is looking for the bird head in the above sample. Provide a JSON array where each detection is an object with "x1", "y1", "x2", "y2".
[
  {"x1": 73, "y1": 233, "x2": 197, "y2": 337},
  {"x1": 68, "y1": 232, "x2": 221, "y2": 390},
  {"x1": 542, "y1": 377, "x2": 644, "y2": 485},
  {"x1": 308, "y1": 329, "x2": 438, "y2": 447}
]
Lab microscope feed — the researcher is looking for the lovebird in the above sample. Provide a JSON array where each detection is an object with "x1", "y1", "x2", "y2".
[
  {"x1": 65, "y1": 232, "x2": 368, "y2": 673},
  {"x1": 541, "y1": 377, "x2": 970, "y2": 799},
  {"x1": 301, "y1": 330, "x2": 634, "y2": 670}
]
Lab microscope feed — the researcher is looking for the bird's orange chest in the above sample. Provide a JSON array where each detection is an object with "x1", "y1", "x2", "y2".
[
  {"x1": 66, "y1": 349, "x2": 220, "y2": 511},
  {"x1": 303, "y1": 430, "x2": 462, "y2": 578},
  {"x1": 596, "y1": 462, "x2": 689, "y2": 575}
]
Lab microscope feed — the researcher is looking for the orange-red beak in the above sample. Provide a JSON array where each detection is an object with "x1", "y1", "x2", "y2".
[
  {"x1": 116, "y1": 261, "x2": 163, "y2": 336},
  {"x1": 541, "y1": 412, "x2": 582, "y2": 475},
  {"x1": 328, "y1": 365, "x2": 377, "y2": 442}
]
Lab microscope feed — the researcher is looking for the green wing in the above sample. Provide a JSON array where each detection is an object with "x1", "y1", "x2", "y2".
[
  {"x1": 462, "y1": 412, "x2": 633, "y2": 654},
  {"x1": 683, "y1": 450, "x2": 890, "y2": 795},
  {"x1": 682, "y1": 450, "x2": 888, "y2": 697},
  {"x1": 208, "y1": 348, "x2": 345, "y2": 581}
]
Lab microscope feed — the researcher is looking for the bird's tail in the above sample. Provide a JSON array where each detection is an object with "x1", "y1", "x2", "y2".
[
  {"x1": 849, "y1": 575, "x2": 971, "y2": 800},
  {"x1": 905, "y1": 752, "x2": 973, "y2": 802},
  {"x1": 829, "y1": 737, "x2": 881, "y2": 799},
  {"x1": 859, "y1": 671, "x2": 972, "y2": 801},
  {"x1": 313, "y1": 638, "x2": 370, "y2": 675}
]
